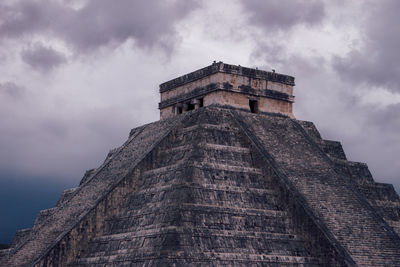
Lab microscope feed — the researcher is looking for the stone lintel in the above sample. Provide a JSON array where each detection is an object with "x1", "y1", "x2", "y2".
[{"x1": 159, "y1": 62, "x2": 295, "y2": 93}]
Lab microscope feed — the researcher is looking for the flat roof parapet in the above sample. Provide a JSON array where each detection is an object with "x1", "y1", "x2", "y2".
[{"x1": 159, "y1": 62, "x2": 295, "y2": 93}]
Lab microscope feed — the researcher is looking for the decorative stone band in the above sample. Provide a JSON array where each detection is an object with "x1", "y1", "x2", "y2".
[
  {"x1": 159, "y1": 62, "x2": 295, "y2": 93},
  {"x1": 159, "y1": 82, "x2": 294, "y2": 109}
]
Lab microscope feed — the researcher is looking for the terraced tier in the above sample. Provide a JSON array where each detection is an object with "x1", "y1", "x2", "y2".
[
  {"x1": 299, "y1": 120, "x2": 400, "y2": 238},
  {"x1": 71, "y1": 110, "x2": 325, "y2": 266},
  {"x1": 236, "y1": 110, "x2": 400, "y2": 266},
  {"x1": 5, "y1": 106, "x2": 400, "y2": 266},
  {"x1": 1, "y1": 115, "x2": 185, "y2": 266}
]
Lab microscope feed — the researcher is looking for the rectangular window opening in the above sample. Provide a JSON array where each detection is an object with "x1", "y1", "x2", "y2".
[
  {"x1": 187, "y1": 103, "x2": 195, "y2": 111},
  {"x1": 177, "y1": 107, "x2": 183, "y2": 114},
  {"x1": 249, "y1": 100, "x2": 259, "y2": 113},
  {"x1": 199, "y1": 98, "x2": 204, "y2": 107}
]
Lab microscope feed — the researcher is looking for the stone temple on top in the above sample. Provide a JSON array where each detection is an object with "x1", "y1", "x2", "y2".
[
  {"x1": 159, "y1": 61, "x2": 295, "y2": 119},
  {"x1": 2, "y1": 62, "x2": 400, "y2": 266}
]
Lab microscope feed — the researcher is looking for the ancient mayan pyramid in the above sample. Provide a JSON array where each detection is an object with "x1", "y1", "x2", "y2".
[{"x1": 1, "y1": 62, "x2": 400, "y2": 266}]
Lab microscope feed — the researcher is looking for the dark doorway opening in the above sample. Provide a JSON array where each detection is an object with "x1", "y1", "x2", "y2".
[
  {"x1": 249, "y1": 100, "x2": 259, "y2": 113},
  {"x1": 199, "y1": 98, "x2": 204, "y2": 108},
  {"x1": 177, "y1": 106, "x2": 183, "y2": 114},
  {"x1": 187, "y1": 103, "x2": 195, "y2": 111}
]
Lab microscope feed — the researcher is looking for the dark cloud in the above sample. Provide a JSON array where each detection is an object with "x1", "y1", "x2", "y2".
[
  {"x1": 0, "y1": 0, "x2": 199, "y2": 54},
  {"x1": 338, "y1": 103, "x2": 400, "y2": 190},
  {"x1": 242, "y1": 0, "x2": 326, "y2": 75},
  {"x1": 0, "y1": 82, "x2": 25, "y2": 100},
  {"x1": 333, "y1": 0, "x2": 400, "y2": 92},
  {"x1": 0, "y1": 172, "x2": 70, "y2": 244},
  {"x1": 21, "y1": 43, "x2": 66, "y2": 72},
  {"x1": 240, "y1": 0, "x2": 325, "y2": 31},
  {"x1": 253, "y1": 52, "x2": 400, "y2": 191},
  {"x1": 0, "y1": 101, "x2": 139, "y2": 182}
]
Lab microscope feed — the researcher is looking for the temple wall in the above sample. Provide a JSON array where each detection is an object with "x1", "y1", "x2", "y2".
[
  {"x1": 160, "y1": 106, "x2": 175, "y2": 119},
  {"x1": 160, "y1": 73, "x2": 220, "y2": 102},
  {"x1": 160, "y1": 91, "x2": 294, "y2": 119},
  {"x1": 268, "y1": 81, "x2": 293, "y2": 95},
  {"x1": 160, "y1": 72, "x2": 294, "y2": 103},
  {"x1": 205, "y1": 91, "x2": 293, "y2": 117}
]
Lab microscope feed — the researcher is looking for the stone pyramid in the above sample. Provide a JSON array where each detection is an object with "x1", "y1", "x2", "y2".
[{"x1": 2, "y1": 62, "x2": 400, "y2": 266}]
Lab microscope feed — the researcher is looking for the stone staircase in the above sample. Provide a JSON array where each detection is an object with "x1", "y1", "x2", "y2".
[
  {"x1": 298, "y1": 120, "x2": 400, "y2": 237},
  {"x1": 237, "y1": 111, "x2": 400, "y2": 266},
  {"x1": 71, "y1": 110, "x2": 323, "y2": 266}
]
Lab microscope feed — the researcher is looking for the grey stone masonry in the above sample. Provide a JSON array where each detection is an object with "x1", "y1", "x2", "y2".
[
  {"x1": 1, "y1": 114, "x2": 185, "y2": 266},
  {"x1": 237, "y1": 110, "x2": 400, "y2": 266},
  {"x1": 298, "y1": 120, "x2": 400, "y2": 236},
  {"x1": 159, "y1": 62, "x2": 295, "y2": 93},
  {"x1": 3, "y1": 106, "x2": 400, "y2": 266},
  {"x1": 69, "y1": 107, "x2": 329, "y2": 266}
]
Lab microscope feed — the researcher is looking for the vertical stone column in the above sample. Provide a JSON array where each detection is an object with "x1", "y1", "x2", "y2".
[
  {"x1": 193, "y1": 99, "x2": 200, "y2": 109},
  {"x1": 183, "y1": 103, "x2": 189, "y2": 112},
  {"x1": 175, "y1": 103, "x2": 183, "y2": 115}
]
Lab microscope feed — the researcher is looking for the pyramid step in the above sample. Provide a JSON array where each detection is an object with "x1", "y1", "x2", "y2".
[
  {"x1": 201, "y1": 143, "x2": 250, "y2": 153},
  {"x1": 149, "y1": 143, "x2": 254, "y2": 170},
  {"x1": 194, "y1": 168, "x2": 274, "y2": 188},
  {"x1": 143, "y1": 145, "x2": 194, "y2": 170},
  {"x1": 106, "y1": 215, "x2": 293, "y2": 236},
  {"x1": 106, "y1": 212, "x2": 293, "y2": 236},
  {"x1": 124, "y1": 183, "x2": 280, "y2": 212},
  {"x1": 96, "y1": 228, "x2": 300, "y2": 243},
  {"x1": 10, "y1": 228, "x2": 32, "y2": 248},
  {"x1": 179, "y1": 123, "x2": 240, "y2": 134},
  {"x1": 386, "y1": 219, "x2": 400, "y2": 234},
  {"x1": 124, "y1": 181, "x2": 278, "y2": 199},
  {"x1": 199, "y1": 159, "x2": 255, "y2": 169},
  {"x1": 123, "y1": 203, "x2": 288, "y2": 218},
  {"x1": 193, "y1": 162, "x2": 262, "y2": 174},
  {"x1": 32, "y1": 207, "x2": 58, "y2": 230},
  {"x1": 73, "y1": 251, "x2": 321, "y2": 266},
  {"x1": 84, "y1": 227, "x2": 311, "y2": 258},
  {"x1": 175, "y1": 124, "x2": 249, "y2": 147},
  {"x1": 142, "y1": 162, "x2": 262, "y2": 177},
  {"x1": 0, "y1": 248, "x2": 12, "y2": 261},
  {"x1": 138, "y1": 168, "x2": 274, "y2": 192},
  {"x1": 107, "y1": 204, "x2": 292, "y2": 235}
]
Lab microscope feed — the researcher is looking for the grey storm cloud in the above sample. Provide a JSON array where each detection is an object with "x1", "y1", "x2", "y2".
[
  {"x1": 240, "y1": 0, "x2": 326, "y2": 73},
  {"x1": 0, "y1": 82, "x2": 25, "y2": 100},
  {"x1": 0, "y1": 0, "x2": 199, "y2": 53},
  {"x1": 333, "y1": 0, "x2": 400, "y2": 92},
  {"x1": 21, "y1": 43, "x2": 66, "y2": 72},
  {"x1": 240, "y1": 0, "x2": 325, "y2": 31},
  {"x1": 344, "y1": 103, "x2": 400, "y2": 187}
]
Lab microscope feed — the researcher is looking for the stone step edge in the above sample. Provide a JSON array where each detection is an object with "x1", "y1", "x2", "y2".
[
  {"x1": 121, "y1": 203, "x2": 286, "y2": 218},
  {"x1": 125, "y1": 182, "x2": 278, "y2": 198},
  {"x1": 179, "y1": 123, "x2": 240, "y2": 134},
  {"x1": 143, "y1": 162, "x2": 262, "y2": 176},
  {"x1": 94, "y1": 227, "x2": 300, "y2": 243},
  {"x1": 101, "y1": 227, "x2": 296, "y2": 241},
  {"x1": 73, "y1": 252, "x2": 320, "y2": 265},
  {"x1": 161, "y1": 143, "x2": 251, "y2": 155}
]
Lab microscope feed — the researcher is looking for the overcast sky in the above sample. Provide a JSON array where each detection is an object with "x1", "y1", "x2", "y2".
[{"x1": 1, "y1": 0, "x2": 399, "y2": 244}]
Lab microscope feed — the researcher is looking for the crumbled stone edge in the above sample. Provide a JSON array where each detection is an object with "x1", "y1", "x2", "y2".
[
  {"x1": 28, "y1": 114, "x2": 188, "y2": 267},
  {"x1": 159, "y1": 62, "x2": 295, "y2": 93}
]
